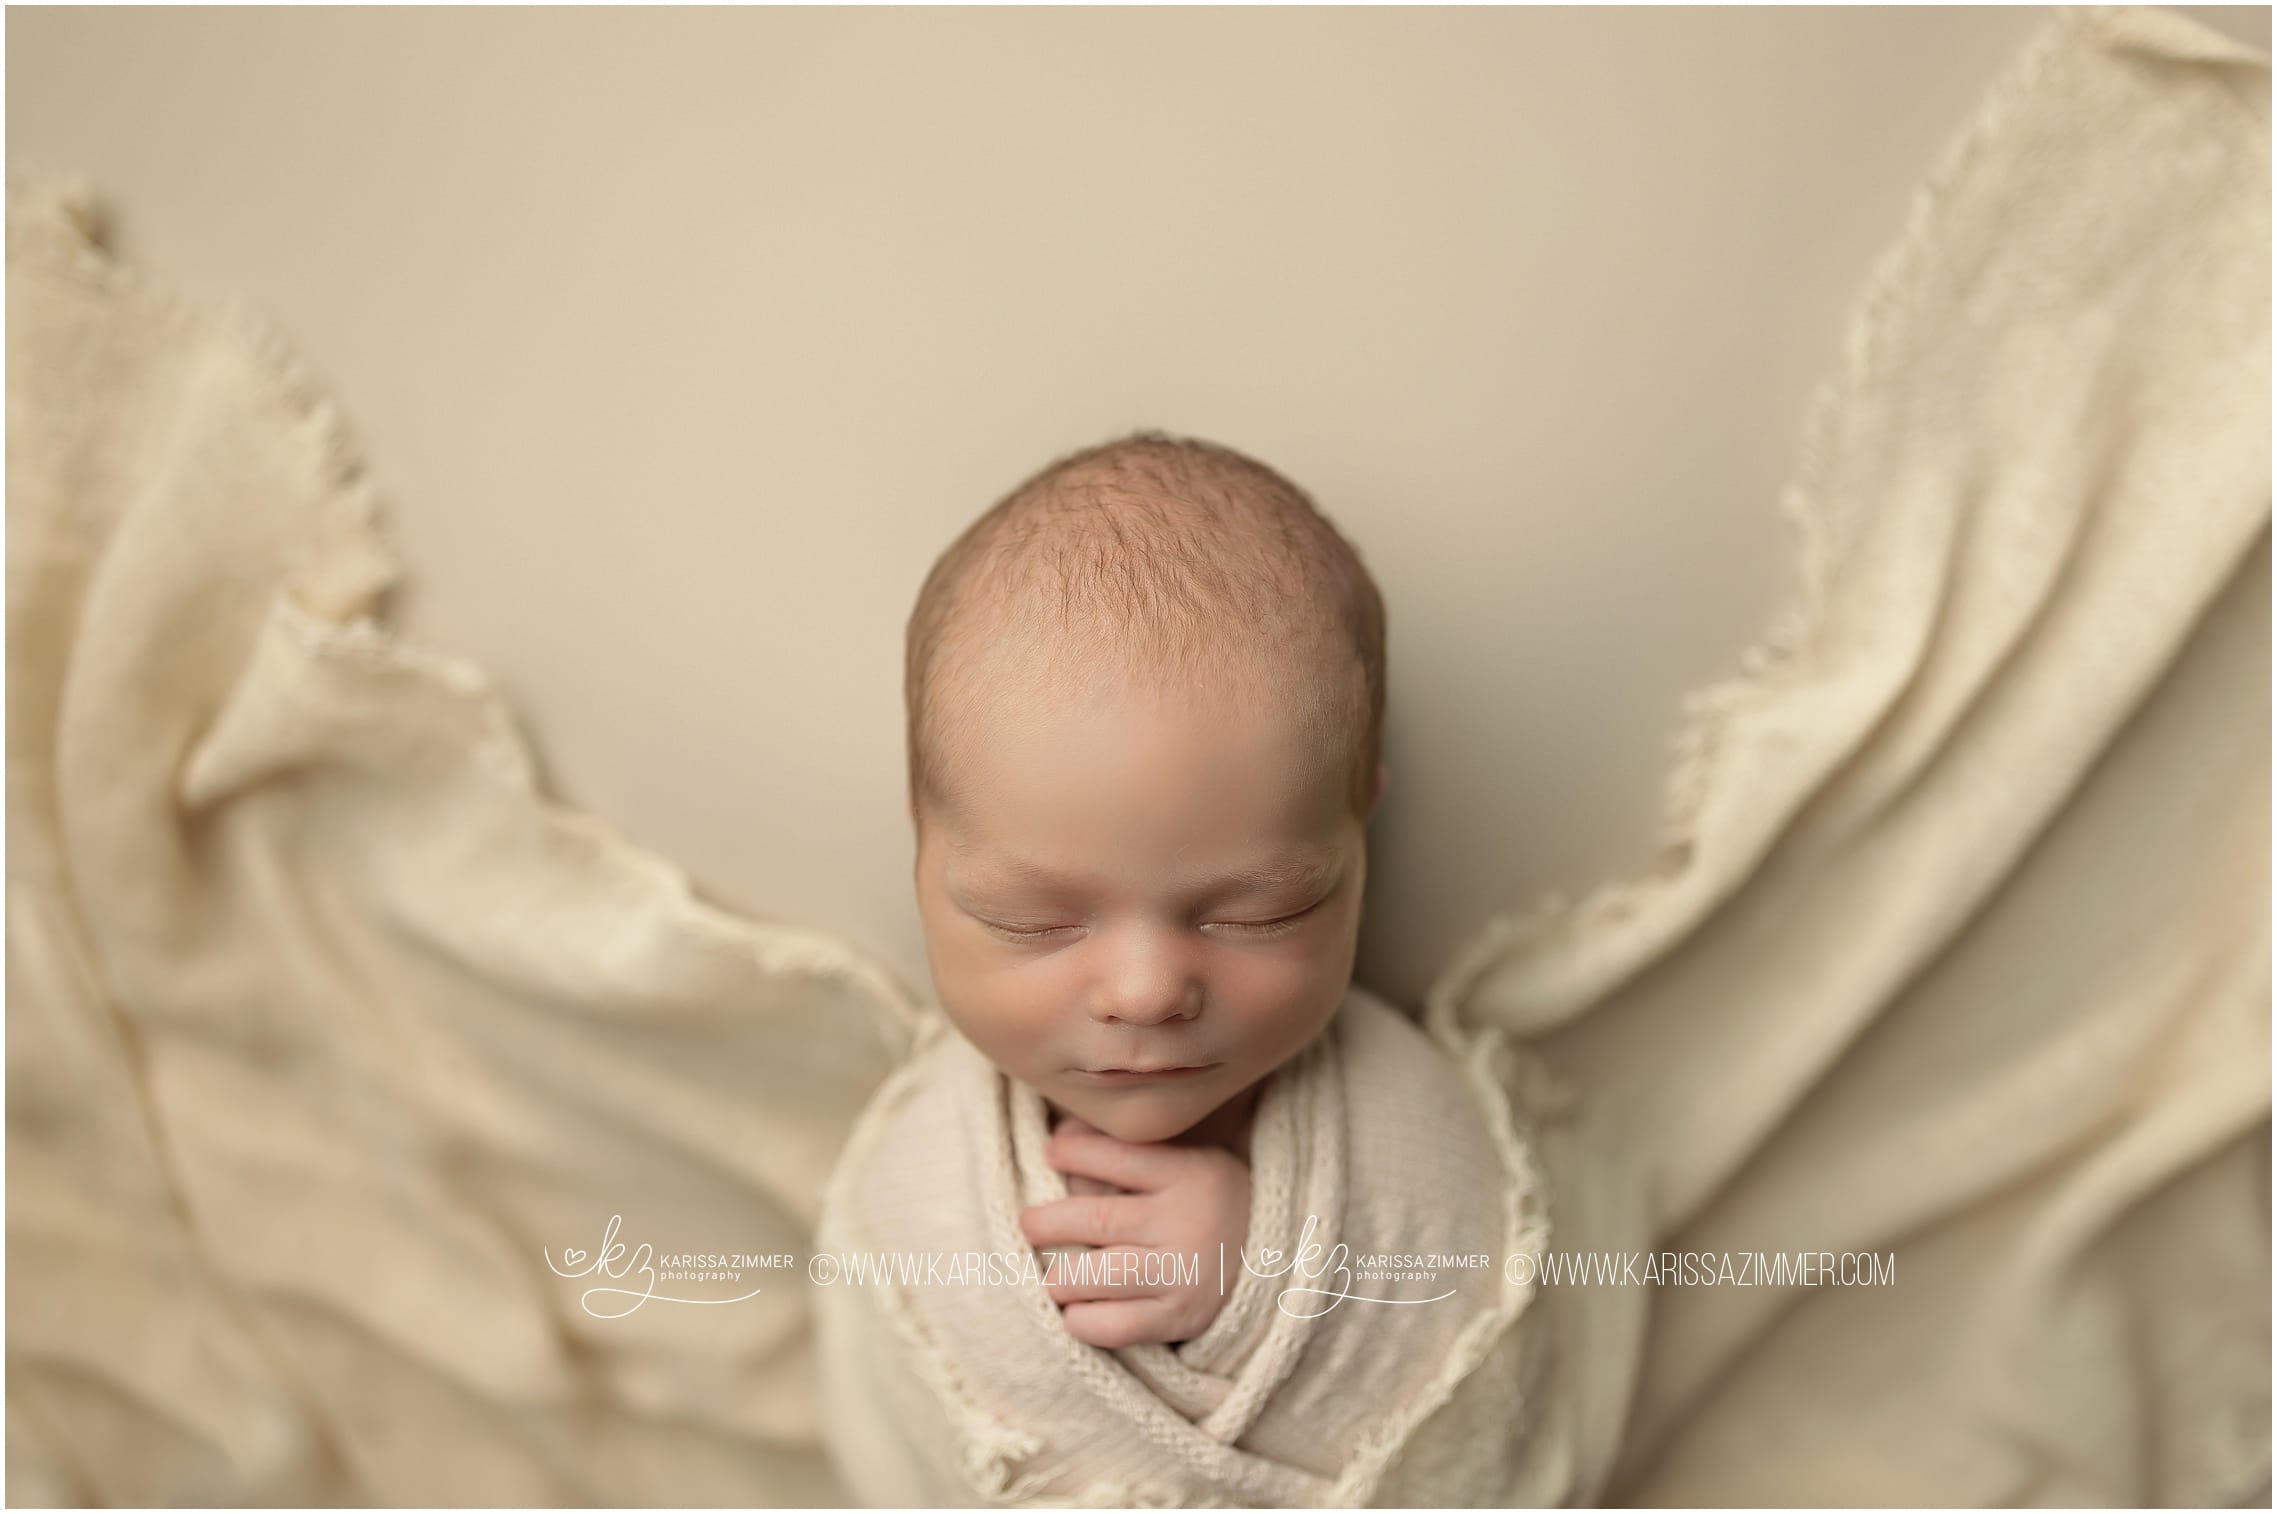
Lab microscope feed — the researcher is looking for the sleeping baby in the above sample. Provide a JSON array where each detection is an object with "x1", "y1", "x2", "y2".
[
  {"x1": 901, "y1": 428, "x2": 1390, "y2": 1352},
  {"x1": 814, "y1": 430, "x2": 1562, "y2": 1507}
]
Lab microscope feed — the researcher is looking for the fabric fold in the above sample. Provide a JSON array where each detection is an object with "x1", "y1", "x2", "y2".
[
  {"x1": 1424, "y1": 5, "x2": 2272, "y2": 1504},
  {"x1": 814, "y1": 983, "x2": 1560, "y2": 1507},
  {"x1": 5, "y1": 167, "x2": 928, "y2": 1507}
]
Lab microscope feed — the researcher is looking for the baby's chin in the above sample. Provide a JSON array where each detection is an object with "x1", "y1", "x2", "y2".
[{"x1": 1052, "y1": 1086, "x2": 1217, "y2": 1145}]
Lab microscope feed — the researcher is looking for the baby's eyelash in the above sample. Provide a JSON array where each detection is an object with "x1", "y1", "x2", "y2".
[
  {"x1": 1212, "y1": 910, "x2": 1313, "y2": 938},
  {"x1": 977, "y1": 903, "x2": 1319, "y2": 944},
  {"x1": 979, "y1": 920, "x2": 1070, "y2": 942}
]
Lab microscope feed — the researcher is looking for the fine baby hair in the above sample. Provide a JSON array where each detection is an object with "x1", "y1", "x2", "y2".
[{"x1": 902, "y1": 429, "x2": 1388, "y2": 829}]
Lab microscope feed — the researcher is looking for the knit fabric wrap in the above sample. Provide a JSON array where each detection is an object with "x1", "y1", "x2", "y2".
[{"x1": 813, "y1": 984, "x2": 1567, "y2": 1507}]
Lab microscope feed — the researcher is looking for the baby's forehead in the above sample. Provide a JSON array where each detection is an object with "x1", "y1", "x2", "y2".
[
  {"x1": 938, "y1": 719, "x2": 1348, "y2": 837},
  {"x1": 949, "y1": 668, "x2": 1328, "y2": 759}
]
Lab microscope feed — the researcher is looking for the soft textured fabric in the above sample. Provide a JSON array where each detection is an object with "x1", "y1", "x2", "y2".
[
  {"x1": 5, "y1": 3, "x2": 2268, "y2": 1507},
  {"x1": 812, "y1": 982, "x2": 1564, "y2": 1507},
  {"x1": 1417, "y1": 6, "x2": 2271, "y2": 1505},
  {"x1": 5, "y1": 173, "x2": 929, "y2": 1505}
]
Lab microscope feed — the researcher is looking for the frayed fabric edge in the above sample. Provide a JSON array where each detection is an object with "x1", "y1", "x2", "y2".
[
  {"x1": 1421, "y1": 5, "x2": 2134, "y2": 1047},
  {"x1": 5, "y1": 169, "x2": 933, "y2": 1057}
]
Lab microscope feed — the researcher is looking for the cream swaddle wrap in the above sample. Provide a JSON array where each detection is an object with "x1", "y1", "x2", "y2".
[{"x1": 813, "y1": 983, "x2": 1573, "y2": 1507}]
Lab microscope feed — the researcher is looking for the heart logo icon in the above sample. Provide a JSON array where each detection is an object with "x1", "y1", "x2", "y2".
[
  {"x1": 564, "y1": 1248, "x2": 588, "y2": 1268},
  {"x1": 1254, "y1": 1246, "x2": 1284, "y2": 1271}
]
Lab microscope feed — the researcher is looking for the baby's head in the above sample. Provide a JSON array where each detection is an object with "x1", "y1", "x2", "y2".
[{"x1": 902, "y1": 430, "x2": 1388, "y2": 1144}]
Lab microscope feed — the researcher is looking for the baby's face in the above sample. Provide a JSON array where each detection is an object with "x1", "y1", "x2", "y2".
[{"x1": 912, "y1": 678, "x2": 1380, "y2": 1145}]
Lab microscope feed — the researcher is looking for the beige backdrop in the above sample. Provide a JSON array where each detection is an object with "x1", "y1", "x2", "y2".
[{"x1": 8, "y1": 4, "x2": 2270, "y2": 1014}]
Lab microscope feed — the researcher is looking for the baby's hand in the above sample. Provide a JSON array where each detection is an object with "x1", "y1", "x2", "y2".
[{"x1": 1019, "y1": 1116, "x2": 1250, "y2": 1350}]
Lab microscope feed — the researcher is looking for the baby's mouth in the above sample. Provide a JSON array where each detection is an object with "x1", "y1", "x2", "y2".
[{"x1": 1073, "y1": 1064, "x2": 1215, "y2": 1083}]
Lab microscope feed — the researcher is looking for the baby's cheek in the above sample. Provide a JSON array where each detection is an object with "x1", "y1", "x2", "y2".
[{"x1": 935, "y1": 978, "x2": 1063, "y2": 1082}]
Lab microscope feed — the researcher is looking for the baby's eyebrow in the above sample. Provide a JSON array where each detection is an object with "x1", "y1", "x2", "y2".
[{"x1": 956, "y1": 849, "x2": 1343, "y2": 899}]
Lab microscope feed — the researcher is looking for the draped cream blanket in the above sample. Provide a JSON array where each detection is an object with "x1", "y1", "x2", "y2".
[
  {"x1": 1420, "y1": 7, "x2": 2272, "y2": 1504},
  {"x1": 6, "y1": 173, "x2": 928, "y2": 1506},
  {"x1": 812, "y1": 984, "x2": 1560, "y2": 1507},
  {"x1": 5, "y1": 4, "x2": 2269, "y2": 1507}
]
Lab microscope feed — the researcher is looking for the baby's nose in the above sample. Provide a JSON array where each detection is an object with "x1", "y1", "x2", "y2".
[{"x1": 1093, "y1": 999, "x2": 1200, "y2": 1026}]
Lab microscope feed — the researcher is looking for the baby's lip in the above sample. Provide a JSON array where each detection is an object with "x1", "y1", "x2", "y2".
[{"x1": 1075, "y1": 1063, "x2": 1215, "y2": 1078}]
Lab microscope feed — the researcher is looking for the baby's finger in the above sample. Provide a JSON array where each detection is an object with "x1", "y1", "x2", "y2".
[
  {"x1": 1060, "y1": 1297, "x2": 1179, "y2": 1351},
  {"x1": 1020, "y1": 1191, "x2": 1152, "y2": 1249},
  {"x1": 1062, "y1": 1172, "x2": 1126, "y2": 1199},
  {"x1": 1040, "y1": 1244, "x2": 1158, "y2": 1304},
  {"x1": 1044, "y1": 1128, "x2": 1181, "y2": 1194}
]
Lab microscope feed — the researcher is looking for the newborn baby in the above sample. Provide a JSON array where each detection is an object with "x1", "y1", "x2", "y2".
[
  {"x1": 815, "y1": 429, "x2": 1550, "y2": 1506},
  {"x1": 900, "y1": 428, "x2": 1389, "y2": 1350}
]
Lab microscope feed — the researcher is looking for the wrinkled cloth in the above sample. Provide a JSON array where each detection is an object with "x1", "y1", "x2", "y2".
[
  {"x1": 1421, "y1": 6, "x2": 2272, "y2": 1505},
  {"x1": 6, "y1": 171, "x2": 926, "y2": 1506},
  {"x1": 812, "y1": 983, "x2": 1559, "y2": 1507}
]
